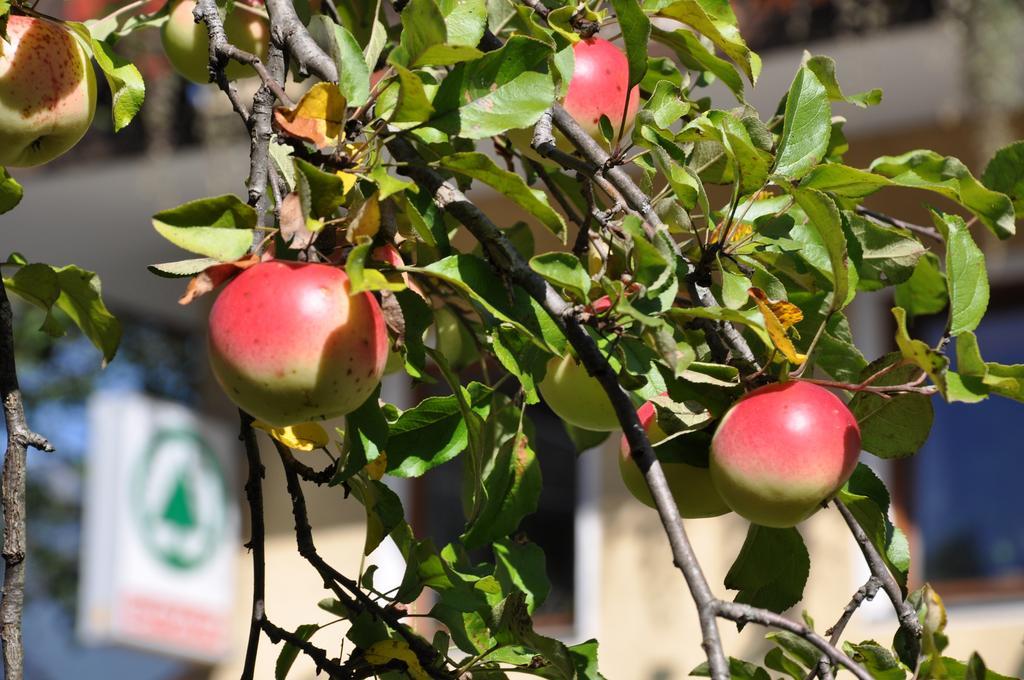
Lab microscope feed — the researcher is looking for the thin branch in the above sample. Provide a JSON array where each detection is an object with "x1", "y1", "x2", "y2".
[
  {"x1": 386, "y1": 135, "x2": 731, "y2": 680},
  {"x1": 535, "y1": 107, "x2": 761, "y2": 375},
  {"x1": 272, "y1": 442, "x2": 456, "y2": 679},
  {"x1": 0, "y1": 283, "x2": 53, "y2": 680},
  {"x1": 834, "y1": 500, "x2": 922, "y2": 659},
  {"x1": 804, "y1": 577, "x2": 881, "y2": 680},
  {"x1": 259, "y1": 617, "x2": 352, "y2": 679},
  {"x1": 855, "y1": 207, "x2": 942, "y2": 243},
  {"x1": 238, "y1": 411, "x2": 265, "y2": 680},
  {"x1": 799, "y1": 375, "x2": 936, "y2": 398},
  {"x1": 715, "y1": 601, "x2": 873, "y2": 680}
]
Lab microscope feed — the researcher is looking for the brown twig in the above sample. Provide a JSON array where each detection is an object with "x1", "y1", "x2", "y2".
[
  {"x1": 238, "y1": 411, "x2": 265, "y2": 680},
  {"x1": 799, "y1": 374, "x2": 935, "y2": 398},
  {"x1": 855, "y1": 207, "x2": 943, "y2": 243},
  {"x1": 834, "y1": 500, "x2": 922, "y2": 659},
  {"x1": 0, "y1": 284, "x2": 54, "y2": 680},
  {"x1": 804, "y1": 577, "x2": 881, "y2": 680}
]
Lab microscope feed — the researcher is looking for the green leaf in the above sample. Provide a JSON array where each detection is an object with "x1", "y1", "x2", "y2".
[
  {"x1": 609, "y1": 0, "x2": 651, "y2": 88},
  {"x1": 274, "y1": 623, "x2": 318, "y2": 680},
  {"x1": 692, "y1": 657, "x2": 772, "y2": 680},
  {"x1": 651, "y1": 26, "x2": 743, "y2": 99},
  {"x1": 337, "y1": 386, "x2": 389, "y2": 482},
  {"x1": 802, "y1": 164, "x2": 891, "y2": 198},
  {"x1": 462, "y1": 434, "x2": 542, "y2": 549},
  {"x1": 654, "y1": 0, "x2": 760, "y2": 83},
  {"x1": 293, "y1": 158, "x2": 349, "y2": 218},
  {"x1": 437, "y1": 0, "x2": 486, "y2": 46},
  {"x1": 849, "y1": 353, "x2": 934, "y2": 460},
  {"x1": 892, "y1": 307, "x2": 947, "y2": 394},
  {"x1": 529, "y1": 252, "x2": 590, "y2": 301},
  {"x1": 439, "y1": 152, "x2": 566, "y2": 240},
  {"x1": 349, "y1": 477, "x2": 404, "y2": 554},
  {"x1": 389, "y1": 65, "x2": 436, "y2": 123},
  {"x1": 846, "y1": 212, "x2": 925, "y2": 290},
  {"x1": 981, "y1": 140, "x2": 1024, "y2": 212},
  {"x1": 147, "y1": 257, "x2": 221, "y2": 278},
  {"x1": 386, "y1": 383, "x2": 492, "y2": 477},
  {"x1": 416, "y1": 254, "x2": 566, "y2": 354},
  {"x1": 917, "y1": 655, "x2": 1016, "y2": 680},
  {"x1": 843, "y1": 641, "x2": 906, "y2": 680},
  {"x1": 151, "y1": 195, "x2": 256, "y2": 261},
  {"x1": 837, "y1": 463, "x2": 910, "y2": 591},
  {"x1": 893, "y1": 252, "x2": 947, "y2": 319},
  {"x1": 724, "y1": 525, "x2": 809, "y2": 614},
  {"x1": 0, "y1": 167, "x2": 23, "y2": 214},
  {"x1": 870, "y1": 149, "x2": 1015, "y2": 239},
  {"x1": 312, "y1": 16, "x2": 371, "y2": 108},
  {"x1": 641, "y1": 80, "x2": 692, "y2": 132},
  {"x1": 10, "y1": 264, "x2": 122, "y2": 363},
  {"x1": 803, "y1": 53, "x2": 882, "y2": 107},
  {"x1": 493, "y1": 539, "x2": 549, "y2": 613},
  {"x1": 430, "y1": 36, "x2": 555, "y2": 139},
  {"x1": 70, "y1": 24, "x2": 146, "y2": 132},
  {"x1": 932, "y1": 210, "x2": 988, "y2": 336},
  {"x1": 765, "y1": 632, "x2": 821, "y2": 670},
  {"x1": 773, "y1": 66, "x2": 830, "y2": 180},
  {"x1": 787, "y1": 184, "x2": 851, "y2": 310}
]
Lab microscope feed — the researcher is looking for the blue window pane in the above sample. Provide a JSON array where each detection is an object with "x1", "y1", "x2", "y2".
[{"x1": 913, "y1": 306, "x2": 1024, "y2": 582}]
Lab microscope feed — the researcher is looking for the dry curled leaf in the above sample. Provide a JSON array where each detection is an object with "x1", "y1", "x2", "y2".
[
  {"x1": 279, "y1": 192, "x2": 320, "y2": 251},
  {"x1": 273, "y1": 82, "x2": 346, "y2": 148},
  {"x1": 178, "y1": 255, "x2": 259, "y2": 305},
  {"x1": 748, "y1": 287, "x2": 806, "y2": 365}
]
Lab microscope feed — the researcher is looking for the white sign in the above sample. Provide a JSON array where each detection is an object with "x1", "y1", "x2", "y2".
[{"x1": 78, "y1": 392, "x2": 239, "y2": 663}]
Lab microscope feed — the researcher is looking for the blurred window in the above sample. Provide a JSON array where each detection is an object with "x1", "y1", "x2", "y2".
[{"x1": 895, "y1": 287, "x2": 1024, "y2": 598}]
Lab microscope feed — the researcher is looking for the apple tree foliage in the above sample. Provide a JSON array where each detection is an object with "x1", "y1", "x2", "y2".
[{"x1": 2, "y1": 0, "x2": 1024, "y2": 678}]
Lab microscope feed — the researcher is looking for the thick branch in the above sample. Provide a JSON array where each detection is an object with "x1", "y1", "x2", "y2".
[
  {"x1": 386, "y1": 136, "x2": 731, "y2": 680},
  {"x1": 834, "y1": 500, "x2": 922, "y2": 658},
  {"x1": 715, "y1": 601, "x2": 873, "y2": 680},
  {"x1": 238, "y1": 411, "x2": 265, "y2": 680},
  {"x1": 264, "y1": 0, "x2": 337, "y2": 81},
  {"x1": 0, "y1": 284, "x2": 53, "y2": 680}
]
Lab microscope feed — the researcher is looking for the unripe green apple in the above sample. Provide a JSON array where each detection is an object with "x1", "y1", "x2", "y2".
[
  {"x1": 538, "y1": 353, "x2": 619, "y2": 432},
  {"x1": 208, "y1": 261, "x2": 388, "y2": 426},
  {"x1": 619, "y1": 399, "x2": 730, "y2": 518},
  {"x1": 710, "y1": 381, "x2": 861, "y2": 528},
  {"x1": 161, "y1": 0, "x2": 269, "y2": 84},
  {"x1": 433, "y1": 306, "x2": 479, "y2": 371},
  {"x1": 0, "y1": 15, "x2": 97, "y2": 167},
  {"x1": 508, "y1": 37, "x2": 639, "y2": 158}
]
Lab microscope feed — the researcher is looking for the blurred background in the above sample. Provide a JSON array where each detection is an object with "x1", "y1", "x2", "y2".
[{"x1": 2, "y1": 0, "x2": 1023, "y2": 678}]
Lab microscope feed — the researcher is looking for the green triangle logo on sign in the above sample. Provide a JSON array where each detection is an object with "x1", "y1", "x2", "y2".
[{"x1": 161, "y1": 469, "x2": 197, "y2": 529}]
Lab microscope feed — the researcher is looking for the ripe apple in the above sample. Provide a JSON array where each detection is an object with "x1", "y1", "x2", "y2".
[
  {"x1": 709, "y1": 381, "x2": 861, "y2": 528},
  {"x1": 619, "y1": 399, "x2": 730, "y2": 518},
  {"x1": 208, "y1": 260, "x2": 388, "y2": 426},
  {"x1": 538, "y1": 353, "x2": 619, "y2": 432},
  {"x1": 508, "y1": 37, "x2": 639, "y2": 158},
  {"x1": 161, "y1": 0, "x2": 269, "y2": 84},
  {"x1": 0, "y1": 15, "x2": 97, "y2": 167},
  {"x1": 563, "y1": 37, "x2": 640, "y2": 140}
]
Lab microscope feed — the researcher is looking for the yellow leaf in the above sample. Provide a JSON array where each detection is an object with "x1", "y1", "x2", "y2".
[
  {"x1": 272, "y1": 83, "x2": 346, "y2": 148},
  {"x1": 365, "y1": 451, "x2": 387, "y2": 480},
  {"x1": 336, "y1": 171, "x2": 357, "y2": 197},
  {"x1": 348, "y1": 194, "x2": 381, "y2": 241},
  {"x1": 364, "y1": 640, "x2": 430, "y2": 680},
  {"x1": 252, "y1": 421, "x2": 329, "y2": 451},
  {"x1": 748, "y1": 287, "x2": 806, "y2": 365},
  {"x1": 708, "y1": 221, "x2": 753, "y2": 244}
]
